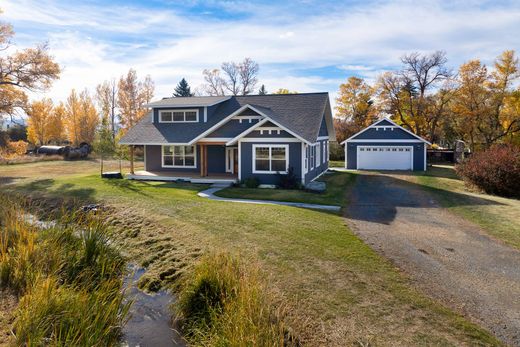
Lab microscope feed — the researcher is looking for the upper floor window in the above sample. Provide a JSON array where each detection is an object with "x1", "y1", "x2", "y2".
[{"x1": 159, "y1": 109, "x2": 198, "y2": 123}]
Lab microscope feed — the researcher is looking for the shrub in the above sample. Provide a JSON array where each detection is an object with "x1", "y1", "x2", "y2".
[
  {"x1": 456, "y1": 144, "x2": 520, "y2": 198},
  {"x1": 243, "y1": 177, "x2": 260, "y2": 188},
  {"x1": 329, "y1": 141, "x2": 345, "y2": 161},
  {"x1": 0, "y1": 140, "x2": 28, "y2": 160},
  {"x1": 176, "y1": 253, "x2": 295, "y2": 346},
  {"x1": 278, "y1": 167, "x2": 301, "y2": 189}
]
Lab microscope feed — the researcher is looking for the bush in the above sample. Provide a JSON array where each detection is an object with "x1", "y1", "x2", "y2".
[
  {"x1": 329, "y1": 141, "x2": 344, "y2": 161},
  {"x1": 243, "y1": 177, "x2": 260, "y2": 188},
  {"x1": 0, "y1": 140, "x2": 28, "y2": 160},
  {"x1": 278, "y1": 167, "x2": 301, "y2": 189},
  {"x1": 176, "y1": 253, "x2": 295, "y2": 346},
  {"x1": 456, "y1": 144, "x2": 520, "y2": 198}
]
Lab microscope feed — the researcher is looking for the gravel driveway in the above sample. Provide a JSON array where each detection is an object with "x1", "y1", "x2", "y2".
[{"x1": 344, "y1": 172, "x2": 520, "y2": 346}]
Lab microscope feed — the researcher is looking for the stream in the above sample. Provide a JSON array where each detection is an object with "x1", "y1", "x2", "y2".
[
  {"x1": 122, "y1": 265, "x2": 186, "y2": 347},
  {"x1": 22, "y1": 213, "x2": 186, "y2": 347}
]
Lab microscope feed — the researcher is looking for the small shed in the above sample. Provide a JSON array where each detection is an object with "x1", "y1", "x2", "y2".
[{"x1": 341, "y1": 118, "x2": 431, "y2": 171}]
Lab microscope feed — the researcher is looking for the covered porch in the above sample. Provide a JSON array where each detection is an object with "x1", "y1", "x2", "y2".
[{"x1": 129, "y1": 142, "x2": 239, "y2": 184}]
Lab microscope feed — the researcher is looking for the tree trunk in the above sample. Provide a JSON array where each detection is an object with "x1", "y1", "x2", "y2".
[
  {"x1": 129, "y1": 146, "x2": 135, "y2": 174},
  {"x1": 100, "y1": 154, "x2": 104, "y2": 176}
]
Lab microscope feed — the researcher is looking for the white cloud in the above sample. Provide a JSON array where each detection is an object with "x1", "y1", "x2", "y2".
[{"x1": 2, "y1": 0, "x2": 520, "y2": 107}]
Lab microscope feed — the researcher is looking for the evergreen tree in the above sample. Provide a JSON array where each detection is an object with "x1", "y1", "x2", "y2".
[
  {"x1": 173, "y1": 78, "x2": 194, "y2": 97},
  {"x1": 258, "y1": 84, "x2": 267, "y2": 95}
]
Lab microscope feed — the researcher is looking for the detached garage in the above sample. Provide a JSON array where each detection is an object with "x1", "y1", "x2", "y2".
[{"x1": 342, "y1": 118, "x2": 430, "y2": 171}]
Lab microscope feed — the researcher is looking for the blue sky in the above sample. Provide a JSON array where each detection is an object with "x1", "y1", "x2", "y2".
[{"x1": 3, "y1": 0, "x2": 520, "y2": 106}]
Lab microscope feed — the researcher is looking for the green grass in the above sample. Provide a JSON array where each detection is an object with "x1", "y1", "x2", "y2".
[
  {"x1": 329, "y1": 160, "x2": 344, "y2": 167},
  {"x1": 0, "y1": 160, "x2": 503, "y2": 346},
  {"x1": 413, "y1": 165, "x2": 520, "y2": 250},
  {"x1": 215, "y1": 172, "x2": 354, "y2": 207}
]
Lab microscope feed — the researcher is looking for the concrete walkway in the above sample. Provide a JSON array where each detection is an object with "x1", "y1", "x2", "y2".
[{"x1": 197, "y1": 186, "x2": 341, "y2": 212}]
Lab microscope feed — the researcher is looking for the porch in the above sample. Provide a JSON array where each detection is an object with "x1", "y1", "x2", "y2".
[{"x1": 127, "y1": 170, "x2": 238, "y2": 184}]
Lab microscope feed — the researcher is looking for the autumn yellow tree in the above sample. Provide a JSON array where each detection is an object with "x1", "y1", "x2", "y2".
[
  {"x1": 96, "y1": 79, "x2": 118, "y2": 141},
  {"x1": 335, "y1": 76, "x2": 378, "y2": 142},
  {"x1": 118, "y1": 69, "x2": 154, "y2": 173},
  {"x1": 0, "y1": 10, "x2": 60, "y2": 123},
  {"x1": 48, "y1": 102, "x2": 66, "y2": 142},
  {"x1": 26, "y1": 98, "x2": 53, "y2": 146},
  {"x1": 64, "y1": 89, "x2": 99, "y2": 146},
  {"x1": 274, "y1": 88, "x2": 298, "y2": 94}
]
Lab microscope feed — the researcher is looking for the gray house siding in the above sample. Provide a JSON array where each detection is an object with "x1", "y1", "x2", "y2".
[
  {"x1": 345, "y1": 142, "x2": 425, "y2": 171},
  {"x1": 239, "y1": 141, "x2": 302, "y2": 185},
  {"x1": 354, "y1": 127, "x2": 418, "y2": 140}
]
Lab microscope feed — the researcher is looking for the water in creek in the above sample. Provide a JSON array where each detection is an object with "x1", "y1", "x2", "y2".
[{"x1": 122, "y1": 266, "x2": 186, "y2": 347}]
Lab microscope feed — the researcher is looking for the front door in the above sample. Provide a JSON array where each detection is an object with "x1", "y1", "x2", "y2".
[{"x1": 226, "y1": 147, "x2": 238, "y2": 174}]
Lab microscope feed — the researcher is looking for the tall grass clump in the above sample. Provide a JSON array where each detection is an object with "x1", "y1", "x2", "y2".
[
  {"x1": 176, "y1": 253, "x2": 297, "y2": 346},
  {"x1": 0, "y1": 194, "x2": 130, "y2": 346}
]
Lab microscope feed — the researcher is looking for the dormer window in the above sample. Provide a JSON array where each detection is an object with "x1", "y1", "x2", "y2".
[{"x1": 159, "y1": 109, "x2": 198, "y2": 123}]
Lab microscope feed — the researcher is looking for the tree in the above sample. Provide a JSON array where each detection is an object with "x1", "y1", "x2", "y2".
[
  {"x1": 26, "y1": 98, "x2": 53, "y2": 146},
  {"x1": 202, "y1": 58, "x2": 259, "y2": 96},
  {"x1": 95, "y1": 115, "x2": 116, "y2": 175},
  {"x1": 450, "y1": 51, "x2": 520, "y2": 149},
  {"x1": 118, "y1": 69, "x2": 154, "y2": 173},
  {"x1": 335, "y1": 76, "x2": 378, "y2": 138},
  {"x1": 173, "y1": 78, "x2": 194, "y2": 97},
  {"x1": 48, "y1": 101, "x2": 65, "y2": 143},
  {"x1": 202, "y1": 69, "x2": 225, "y2": 96},
  {"x1": 96, "y1": 79, "x2": 118, "y2": 141},
  {"x1": 0, "y1": 10, "x2": 60, "y2": 122},
  {"x1": 64, "y1": 89, "x2": 99, "y2": 146},
  {"x1": 258, "y1": 84, "x2": 267, "y2": 95},
  {"x1": 378, "y1": 51, "x2": 451, "y2": 140},
  {"x1": 274, "y1": 88, "x2": 298, "y2": 94}
]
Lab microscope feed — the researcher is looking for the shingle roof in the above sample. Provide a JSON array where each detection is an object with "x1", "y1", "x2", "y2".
[
  {"x1": 145, "y1": 96, "x2": 231, "y2": 107},
  {"x1": 120, "y1": 93, "x2": 332, "y2": 145}
]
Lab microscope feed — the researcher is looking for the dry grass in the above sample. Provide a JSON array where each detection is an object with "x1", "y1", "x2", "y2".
[{"x1": 0, "y1": 160, "x2": 503, "y2": 346}]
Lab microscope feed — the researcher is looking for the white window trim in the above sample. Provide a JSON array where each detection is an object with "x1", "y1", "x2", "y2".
[
  {"x1": 252, "y1": 144, "x2": 289, "y2": 174},
  {"x1": 310, "y1": 145, "x2": 315, "y2": 170},
  {"x1": 316, "y1": 142, "x2": 321, "y2": 167},
  {"x1": 162, "y1": 145, "x2": 197, "y2": 168},
  {"x1": 159, "y1": 109, "x2": 199, "y2": 123}
]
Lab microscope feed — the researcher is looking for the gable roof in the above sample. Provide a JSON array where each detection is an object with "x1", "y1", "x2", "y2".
[
  {"x1": 120, "y1": 93, "x2": 334, "y2": 145},
  {"x1": 341, "y1": 118, "x2": 431, "y2": 145}
]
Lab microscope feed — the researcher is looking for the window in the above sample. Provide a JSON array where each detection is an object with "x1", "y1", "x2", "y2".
[
  {"x1": 310, "y1": 145, "x2": 315, "y2": 169},
  {"x1": 304, "y1": 145, "x2": 308, "y2": 172},
  {"x1": 316, "y1": 142, "x2": 321, "y2": 167},
  {"x1": 159, "y1": 109, "x2": 198, "y2": 123},
  {"x1": 253, "y1": 145, "x2": 288, "y2": 174},
  {"x1": 162, "y1": 145, "x2": 196, "y2": 168},
  {"x1": 323, "y1": 141, "x2": 327, "y2": 163}
]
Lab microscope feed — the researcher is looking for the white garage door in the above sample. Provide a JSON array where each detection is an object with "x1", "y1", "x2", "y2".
[{"x1": 357, "y1": 146, "x2": 413, "y2": 170}]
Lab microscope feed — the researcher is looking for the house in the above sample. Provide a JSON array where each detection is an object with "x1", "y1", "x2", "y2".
[
  {"x1": 342, "y1": 118, "x2": 430, "y2": 171},
  {"x1": 119, "y1": 93, "x2": 335, "y2": 185}
]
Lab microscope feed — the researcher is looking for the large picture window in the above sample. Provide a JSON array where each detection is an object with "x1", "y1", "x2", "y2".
[
  {"x1": 253, "y1": 144, "x2": 288, "y2": 174},
  {"x1": 159, "y1": 109, "x2": 198, "y2": 123},
  {"x1": 162, "y1": 145, "x2": 196, "y2": 168}
]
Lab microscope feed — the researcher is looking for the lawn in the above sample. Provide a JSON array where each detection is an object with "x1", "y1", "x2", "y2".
[
  {"x1": 411, "y1": 165, "x2": 520, "y2": 250},
  {"x1": 0, "y1": 160, "x2": 502, "y2": 346},
  {"x1": 215, "y1": 171, "x2": 354, "y2": 207}
]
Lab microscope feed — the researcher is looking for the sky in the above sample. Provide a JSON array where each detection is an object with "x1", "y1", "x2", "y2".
[{"x1": 2, "y1": 0, "x2": 520, "y2": 108}]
